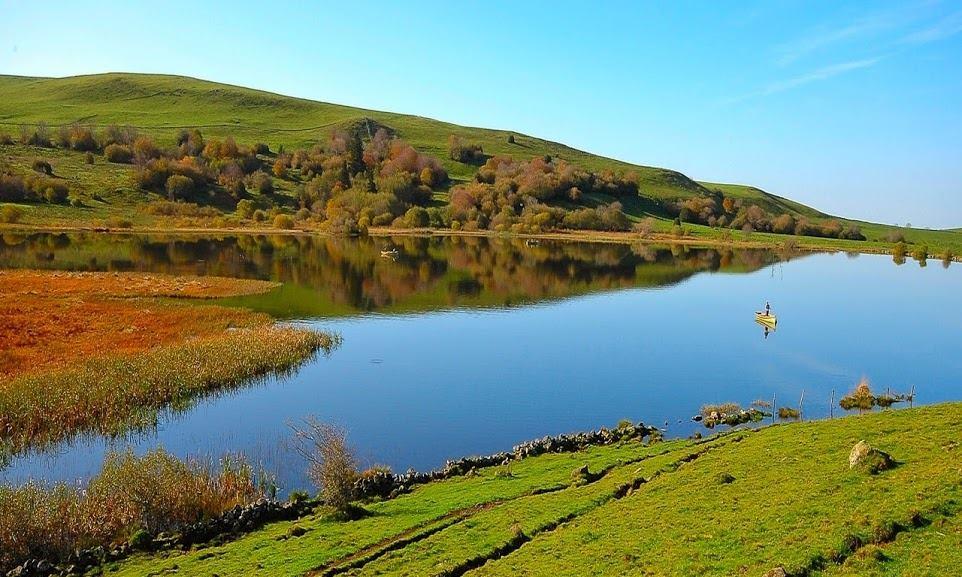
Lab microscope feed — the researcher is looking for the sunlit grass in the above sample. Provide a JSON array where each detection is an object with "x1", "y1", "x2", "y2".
[{"x1": 0, "y1": 326, "x2": 339, "y2": 454}]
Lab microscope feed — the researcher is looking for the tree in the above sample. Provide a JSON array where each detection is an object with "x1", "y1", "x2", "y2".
[
  {"x1": 247, "y1": 171, "x2": 274, "y2": 195},
  {"x1": 272, "y1": 158, "x2": 289, "y2": 179},
  {"x1": 290, "y1": 418, "x2": 358, "y2": 514},
  {"x1": 346, "y1": 132, "x2": 365, "y2": 176},
  {"x1": 235, "y1": 199, "x2": 255, "y2": 219},
  {"x1": 633, "y1": 217, "x2": 655, "y2": 238},
  {"x1": 419, "y1": 167, "x2": 435, "y2": 188},
  {"x1": 165, "y1": 174, "x2": 194, "y2": 201},
  {"x1": 722, "y1": 197, "x2": 735, "y2": 214},
  {"x1": 0, "y1": 204, "x2": 24, "y2": 224}
]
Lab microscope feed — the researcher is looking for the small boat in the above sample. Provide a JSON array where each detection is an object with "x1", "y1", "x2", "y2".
[
  {"x1": 380, "y1": 249, "x2": 399, "y2": 258},
  {"x1": 755, "y1": 311, "x2": 777, "y2": 327}
]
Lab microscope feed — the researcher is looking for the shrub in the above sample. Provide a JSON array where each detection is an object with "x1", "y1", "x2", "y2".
[
  {"x1": 272, "y1": 158, "x2": 289, "y2": 179},
  {"x1": 165, "y1": 174, "x2": 195, "y2": 201},
  {"x1": 252, "y1": 209, "x2": 268, "y2": 222},
  {"x1": 67, "y1": 124, "x2": 98, "y2": 151},
  {"x1": 0, "y1": 133, "x2": 12, "y2": 145},
  {"x1": 105, "y1": 217, "x2": 133, "y2": 229},
  {"x1": 448, "y1": 135, "x2": 484, "y2": 163},
  {"x1": 43, "y1": 184, "x2": 68, "y2": 204},
  {"x1": 633, "y1": 217, "x2": 655, "y2": 238},
  {"x1": 507, "y1": 134, "x2": 516, "y2": 144},
  {"x1": 290, "y1": 418, "x2": 358, "y2": 513},
  {"x1": 236, "y1": 199, "x2": 256, "y2": 219},
  {"x1": 778, "y1": 407, "x2": 800, "y2": 420},
  {"x1": 248, "y1": 170, "x2": 274, "y2": 195},
  {"x1": 840, "y1": 379, "x2": 876, "y2": 413},
  {"x1": 140, "y1": 200, "x2": 220, "y2": 218},
  {"x1": 104, "y1": 143, "x2": 134, "y2": 163},
  {"x1": 31, "y1": 159, "x2": 53, "y2": 175},
  {"x1": 0, "y1": 448, "x2": 266, "y2": 573},
  {"x1": 892, "y1": 241, "x2": 907, "y2": 265},
  {"x1": 253, "y1": 142, "x2": 270, "y2": 155},
  {"x1": 132, "y1": 136, "x2": 160, "y2": 162},
  {"x1": 0, "y1": 204, "x2": 24, "y2": 224},
  {"x1": 102, "y1": 124, "x2": 138, "y2": 147},
  {"x1": 885, "y1": 229, "x2": 905, "y2": 243},
  {"x1": 273, "y1": 214, "x2": 295, "y2": 229},
  {"x1": 400, "y1": 206, "x2": 429, "y2": 228},
  {"x1": 912, "y1": 244, "x2": 928, "y2": 263},
  {"x1": 84, "y1": 151, "x2": 95, "y2": 165}
]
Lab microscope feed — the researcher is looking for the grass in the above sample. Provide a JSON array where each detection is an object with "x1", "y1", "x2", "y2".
[
  {"x1": 0, "y1": 269, "x2": 338, "y2": 453},
  {"x1": 0, "y1": 324, "x2": 336, "y2": 454},
  {"x1": 101, "y1": 404, "x2": 962, "y2": 576},
  {"x1": 0, "y1": 269, "x2": 279, "y2": 378},
  {"x1": 1, "y1": 73, "x2": 960, "y2": 255},
  {"x1": 0, "y1": 447, "x2": 267, "y2": 573}
]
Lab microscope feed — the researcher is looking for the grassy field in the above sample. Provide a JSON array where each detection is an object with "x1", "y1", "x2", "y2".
[
  {"x1": 102, "y1": 403, "x2": 962, "y2": 577},
  {"x1": 2, "y1": 73, "x2": 960, "y2": 255}
]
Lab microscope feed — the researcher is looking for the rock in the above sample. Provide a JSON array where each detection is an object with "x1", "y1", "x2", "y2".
[
  {"x1": 849, "y1": 440, "x2": 871, "y2": 467},
  {"x1": 763, "y1": 567, "x2": 787, "y2": 577},
  {"x1": 849, "y1": 440, "x2": 895, "y2": 474}
]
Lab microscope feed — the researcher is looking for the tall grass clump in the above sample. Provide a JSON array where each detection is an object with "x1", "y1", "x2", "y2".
[
  {"x1": 0, "y1": 327, "x2": 340, "y2": 452},
  {"x1": 0, "y1": 448, "x2": 266, "y2": 573}
]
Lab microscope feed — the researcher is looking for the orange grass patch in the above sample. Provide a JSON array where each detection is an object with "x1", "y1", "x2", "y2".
[
  {"x1": 0, "y1": 269, "x2": 279, "y2": 299},
  {"x1": 0, "y1": 270, "x2": 275, "y2": 380}
]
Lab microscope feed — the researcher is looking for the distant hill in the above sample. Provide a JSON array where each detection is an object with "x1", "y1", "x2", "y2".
[{"x1": 0, "y1": 72, "x2": 811, "y2": 210}]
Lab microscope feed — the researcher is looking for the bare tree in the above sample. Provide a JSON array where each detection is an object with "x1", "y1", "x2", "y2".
[{"x1": 289, "y1": 418, "x2": 358, "y2": 513}]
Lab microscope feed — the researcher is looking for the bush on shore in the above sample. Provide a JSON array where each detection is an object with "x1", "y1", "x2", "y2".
[{"x1": 0, "y1": 448, "x2": 267, "y2": 573}]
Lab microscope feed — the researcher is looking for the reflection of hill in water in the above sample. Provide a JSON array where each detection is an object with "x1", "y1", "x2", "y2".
[{"x1": 0, "y1": 233, "x2": 796, "y2": 318}]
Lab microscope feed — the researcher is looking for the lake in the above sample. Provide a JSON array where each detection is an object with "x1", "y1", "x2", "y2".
[{"x1": 1, "y1": 232, "x2": 959, "y2": 492}]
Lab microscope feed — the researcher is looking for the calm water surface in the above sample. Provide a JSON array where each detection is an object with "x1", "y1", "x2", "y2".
[{"x1": 1, "y1": 233, "x2": 959, "y2": 491}]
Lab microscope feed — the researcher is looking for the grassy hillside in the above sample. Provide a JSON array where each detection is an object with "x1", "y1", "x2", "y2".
[
  {"x1": 102, "y1": 403, "x2": 962, "y2": 576},
  {"x1": 1, "y1": 73, "x2": 960, "y2": 255},
  {"x1": 0, "y1": 73, "x2": 700, "y2": 193}
]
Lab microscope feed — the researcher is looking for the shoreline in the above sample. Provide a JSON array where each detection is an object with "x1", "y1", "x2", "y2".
[{"x1": 0, "y1": 222, "x2": 929, "y2": 260}]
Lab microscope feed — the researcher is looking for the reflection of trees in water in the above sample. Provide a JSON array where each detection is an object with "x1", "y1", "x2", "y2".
[{"x1": 0, "y1": 233, "x2": 786, "y2": 313}]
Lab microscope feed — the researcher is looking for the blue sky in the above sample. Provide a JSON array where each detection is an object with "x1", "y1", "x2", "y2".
[{"x1": 1, "y1": 1, "x2": 960, "y2": 227}]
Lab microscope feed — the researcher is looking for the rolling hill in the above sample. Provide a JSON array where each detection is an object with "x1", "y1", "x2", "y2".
[
  {"x1": 0, "y1": 72, "x2": 960, "y2": 254},
  {"x1": 0, "y1": 73, "x2": 805, "y2": 206}
]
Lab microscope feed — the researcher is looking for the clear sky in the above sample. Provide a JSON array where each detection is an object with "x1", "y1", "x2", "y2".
[{"x1": 1, "y1": 1, "x2": 960, "y2": 227}]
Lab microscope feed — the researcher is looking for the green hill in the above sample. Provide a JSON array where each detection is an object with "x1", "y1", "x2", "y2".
[
  {"x1": 100, "y1": 403, "x2": 962, "y2": 576},
  {"x1": 0, "y1": 72, "x2": 704, "y2": 196},
  {"x1": 1, "y1": 73, "x2": 960, "y2": 254}
]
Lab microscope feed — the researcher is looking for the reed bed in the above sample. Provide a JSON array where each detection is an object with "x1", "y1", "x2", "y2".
[
  {"x1": 0, "y1": 326, "x2": 339, "y2": 453},
  {"x1": 0, "y1": 448, "x2": 267, "y2": 573}
]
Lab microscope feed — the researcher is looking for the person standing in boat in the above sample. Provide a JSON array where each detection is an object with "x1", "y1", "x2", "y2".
[{"x1": 765, "y1": 301, "x2": 771, "y2": 316}]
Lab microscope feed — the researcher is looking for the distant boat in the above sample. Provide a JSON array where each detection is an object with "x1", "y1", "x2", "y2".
[
  {"x1": 755, "y1": 311, "x2": 777, "y2": 327},
  {"x1": 380, "y1": 249, "x2": 398, "y2": 258}
]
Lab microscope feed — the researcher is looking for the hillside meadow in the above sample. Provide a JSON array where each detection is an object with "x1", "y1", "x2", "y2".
[{"x1": 1, "y1": 73, "x2": 959, "y2": 257}]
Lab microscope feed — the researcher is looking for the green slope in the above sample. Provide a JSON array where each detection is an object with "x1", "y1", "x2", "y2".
[
  {"x1": 103, "y1": 404, "x2": 962, "y2": 576},
  {"x1": 0, "y1": 72, "x2": 703, "y2": 194},
  {"x1": 1, "y1": 73, "x2": 959, "y2": 249}
]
